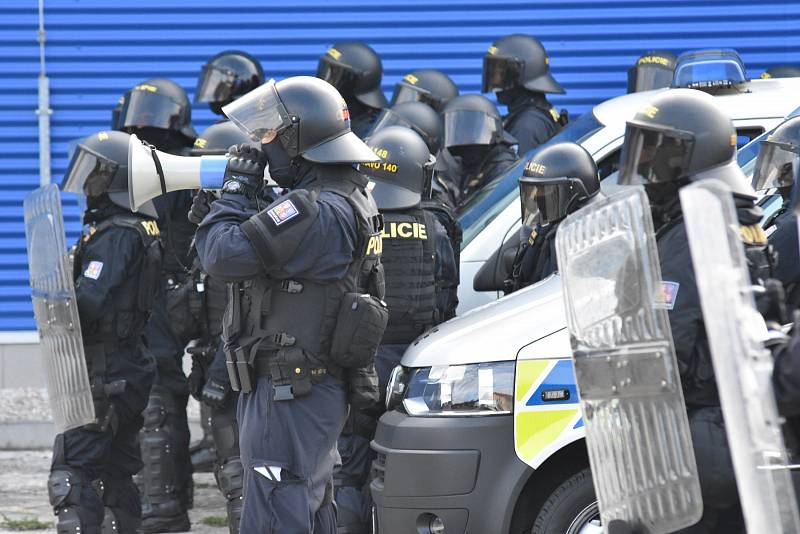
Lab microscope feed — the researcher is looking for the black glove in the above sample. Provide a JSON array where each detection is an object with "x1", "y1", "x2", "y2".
[
  {"x1": 200, "y1": 377, "x2": 231, "y2": 409},
  {"x1": 187, "y1": 355, "x2": 206, "y2": 400},
  {"x1": 188, "y1": 190, "x2": 214, "y2": 225},
  {"x1": 222, "y1": 144, "x2": 266, "y2": 199}
]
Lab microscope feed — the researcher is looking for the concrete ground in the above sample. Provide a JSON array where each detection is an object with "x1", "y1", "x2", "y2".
[{"x1": 0, "y1": 450, "x2": 231, "y2": 533}]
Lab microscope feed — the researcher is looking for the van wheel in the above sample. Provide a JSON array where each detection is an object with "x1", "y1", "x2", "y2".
[{"x1": 531, "y1": 468, "x2": 601, "y2": 534}]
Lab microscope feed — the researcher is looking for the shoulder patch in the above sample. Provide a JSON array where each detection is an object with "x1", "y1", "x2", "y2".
[
  {"x1": 268, "y1": 199, "x2": 300, "y2": 226},
  {"x1": 657, "y1": 281, "x2": 680, "y2": 310},
  {"x1": 84, "y1": 261, "x2": 104, "y2": 280}
]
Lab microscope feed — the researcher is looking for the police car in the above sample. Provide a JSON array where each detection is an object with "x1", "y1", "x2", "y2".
[
  {"x1": 371, "y1": 60, "x2": 800, "y2": 534},
  {"x1": 456, "y1": 74, "x2": 800, "y2": 313}
]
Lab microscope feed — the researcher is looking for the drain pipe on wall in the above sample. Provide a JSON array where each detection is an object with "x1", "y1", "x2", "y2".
[{"x1": 36, "y1": 0, "x2": 52, "y2": 186}]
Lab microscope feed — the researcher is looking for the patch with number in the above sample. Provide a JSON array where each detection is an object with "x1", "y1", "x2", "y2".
[
  {"x1": 84, "y1": 261, "x2": 104, "y2": 280},
  {"x1": 267, "y1": 199, "x2": 300, "y2": 226},
  {"x1": 659, "y1": 281, "x2": 680, "y2": 310}
]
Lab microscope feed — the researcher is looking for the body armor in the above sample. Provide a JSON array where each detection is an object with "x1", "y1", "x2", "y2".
[{"x1": 380, "y1": 208, "x2": 437, "y2": 344}]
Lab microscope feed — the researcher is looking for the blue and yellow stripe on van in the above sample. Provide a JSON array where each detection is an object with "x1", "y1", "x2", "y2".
[{"x1": 514, "y1": 358, "x2": 584, "y2": 469}]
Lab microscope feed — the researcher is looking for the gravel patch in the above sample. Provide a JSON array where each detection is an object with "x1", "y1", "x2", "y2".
[{"x1": 0, "y1": 389, "x2": 51, "y2": 423}]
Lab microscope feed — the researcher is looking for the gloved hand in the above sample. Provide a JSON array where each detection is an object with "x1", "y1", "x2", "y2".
[
  {"x1": 222, "y1": 144, "x2": 266, "y2": 198},
  {"x1": 200, "y1": 377, "x2": 231, "y2": 409},
  {"x1": 187, "y1": 355, "x2": 206, "y2": 401},
  {"x1": 188, "y1": 190, "x2": 214, "y2": 225}
]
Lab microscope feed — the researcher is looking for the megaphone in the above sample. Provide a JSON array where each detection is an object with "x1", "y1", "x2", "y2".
[{"x1": 127, "y1": 134, "x2": 229, "y2": 212}]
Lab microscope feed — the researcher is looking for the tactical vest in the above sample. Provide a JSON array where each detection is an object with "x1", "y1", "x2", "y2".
[
  {"x1": 380, "y1": 209, "x2": 437, "y2": 344},
  {"x1": 224, "y1": 177, "x2": 384, "y2": 372},
  {"x1": 75, "y1": 214, "x2": 163, "y2": 344}
]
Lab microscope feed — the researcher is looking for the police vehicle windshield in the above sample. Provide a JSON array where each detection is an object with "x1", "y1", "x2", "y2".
[{"x1": 459, "y1": 111, "x2": 603, "y2": 246}]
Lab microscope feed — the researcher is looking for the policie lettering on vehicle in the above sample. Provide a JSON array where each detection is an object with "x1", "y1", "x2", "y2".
[
  {"x1": 317, "y1": 42, "x2": 389, "y2": 137},
  {"x1": 195, "y1": 50, "x2": 265, "y2": 117},
  {"x1": 116, "y1": 77, "x2": 198, "y2": 532},
  {"x1": 616, "y1": 88, "x2": 775, "y2": 533},
  {"x1": 193, "y1": 75, "x2": 388, "y2": 534},
  {"x1": 482, "y1": 34, "x2": 566, "y2": 155},
  {"x1": 390, "y1": 69, "x2": 459, "y2": 112},
  {"x1": 42, "y1": 130, "x2": 163, "y2": 534}
]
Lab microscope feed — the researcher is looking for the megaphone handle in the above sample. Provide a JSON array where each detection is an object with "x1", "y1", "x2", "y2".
[{"x1": 147, "y1": 144, "x2": 191, "y2": 274}]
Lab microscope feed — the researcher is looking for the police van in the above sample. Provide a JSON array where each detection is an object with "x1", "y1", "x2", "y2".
[{"x1": 370, "y1": 75, "x2": 800, "y2": 534}]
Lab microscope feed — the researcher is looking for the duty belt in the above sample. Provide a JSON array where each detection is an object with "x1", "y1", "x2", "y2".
[{"x1": 253, "y1": 354, "x2": 328, "y2": 401}]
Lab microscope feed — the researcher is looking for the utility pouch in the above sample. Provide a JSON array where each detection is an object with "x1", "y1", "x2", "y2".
[
  {"x1": 330, "y1": 293, "x2": 389, "y2": 368},
  {"x1": 346, "y1": 364, "x2": 380, "y2": 409},
  {"x1": 165, "y1": 274, "x2": 203, "y2": 343}
]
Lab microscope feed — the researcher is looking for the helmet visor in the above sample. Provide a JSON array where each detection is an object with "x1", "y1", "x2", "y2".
[
  {"x1": 61, "y1": 144, "x2": 120, "y2": 197},
  {"x1": 443, "y1": 110, "x2": 499, "y2": 148},
  {"x1": 366, "y1": 108, "x2": 414, "y2": 137},
  {"x1": 752, "y1": 140, "x2": 800, "y2": 191},
  {"x1": 222, "y1": 79, "x2": 292, "y2": 144},
  {"x1": 391, "y1": 82, "x2": 440, "y2": 109},
  {"x1": 120, "y1": 90, "x2": 183, "y2": 131},
  {"x1": 519, "y1": 177, "x2": 581, "y2": 226},
  {"x1": 317, "y1": 56, "x2": 360, "y2": 94},
  {"x1": 618, "y1": 124, "x2": 695, "y2": 186},
  {"x1": 195, "y1": 64, "x2": 237, "y2": 104},
  {"x1": 628, "y1": 65, "x2": 675, "y2": 93},
  {"x1": 482, "y1": 55, "x2": 523, "y2": 93}
]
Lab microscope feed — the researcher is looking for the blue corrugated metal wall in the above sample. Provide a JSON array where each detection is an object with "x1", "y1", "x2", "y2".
[{"x1": 3, "y1": 0, "x2": 800, "y2": 331}]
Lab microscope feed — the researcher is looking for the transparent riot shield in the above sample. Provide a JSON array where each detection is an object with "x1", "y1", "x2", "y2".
[
  {"x1": 555, "y1": 186, "x2": 702, "y2": 533},
  {"x1": 680, "y1": 180, "x2": 800, "y2": 533},
  {"x1": 24, "y1": 184, "x2": 95, "y2": 433}
]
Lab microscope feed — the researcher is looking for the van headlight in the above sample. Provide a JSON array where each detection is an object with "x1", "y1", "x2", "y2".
[{"x1": 402, "y1": 361, "x2": 515, "y2": 416}]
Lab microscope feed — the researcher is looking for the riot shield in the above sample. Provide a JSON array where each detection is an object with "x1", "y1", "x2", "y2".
[
  {"x1": 555, "y1": 186, "x2": 702, "y2": 533},
  {"x1": 24, "y1": 184, "x2": 95, "y2": 433},
  {"x1": 680, "y1": 179, "x2": 800, "y2": 533}
]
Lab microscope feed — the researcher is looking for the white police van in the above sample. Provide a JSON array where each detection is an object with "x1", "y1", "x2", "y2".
[{"x1": 370, "y1": 67, "x2": 800, "y2": 533}]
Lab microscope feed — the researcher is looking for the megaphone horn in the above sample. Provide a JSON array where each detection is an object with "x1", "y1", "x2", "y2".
[{"x1": 127, "y1": 134, "x2": 229, "y2": 213}]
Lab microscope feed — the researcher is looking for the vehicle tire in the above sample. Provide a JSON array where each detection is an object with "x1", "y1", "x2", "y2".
[{"x1": 531, "y1": 468, "x2": 600, "y2": 534}]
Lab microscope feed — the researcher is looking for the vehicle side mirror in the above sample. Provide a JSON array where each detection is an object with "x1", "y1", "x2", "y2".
[{"x1": 473, "y1": 232, "x2": 521, "y2": 292}]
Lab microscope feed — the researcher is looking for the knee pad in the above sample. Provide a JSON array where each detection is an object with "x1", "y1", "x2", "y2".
[
  {"x1": 210, "y1": 411, "x2": 239, "y2": 460},
  {"x1": 214, "y1": 458, "x2": 244, "y2": 500},
  {"x1": 48, "y1": 469, "x2": 84, "y2": 509}
]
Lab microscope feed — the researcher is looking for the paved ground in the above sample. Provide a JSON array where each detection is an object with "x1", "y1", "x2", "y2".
[{"x1": 0, "y1": 450, "x2": 229, "y2": 533}]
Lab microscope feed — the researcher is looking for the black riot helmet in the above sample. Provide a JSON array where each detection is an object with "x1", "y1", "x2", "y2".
[
  {"x1": 190, "y1": 120, "x2": 258, "y2": 156},
  {"x1": 483, "y1": 34, "x2": 565, "y2": 95},
  {"x1": 391, "y1": 69, "x2": 459, "y2": 112},
  {"x1": 366, "y1": 101, "x2": 443, "y2": 154},
  {"x1": 618, "y1": 89, "x2": 754, "y2": 198},
  {"x1": 627, "y1": 50, "x2": 678, "y2": 93},
  {"x1": 195, "y1": 50, "x2": 264, "y2": 115},
  {"x1": 61, "y1": 130, "x2": 158, "y2": 218},
  {"x1": 119, "y1": 78, "x2": 197, "y2": 144},
  {"x1": 442, "y1": 94, "x2": 503, "y2": 149},
  {"x1": 316, "y1": 42, "x2": 388, "y2": 110},
  {"x1": 358, "y1": 126, "x2": 435, "y2": 210},
  {"x1": 519, "y1": 142, "x2": 599, "y2": 226},
  {"x1": 752, "y1": 116, "x2": 800, "y2": 194},
  {"x1": 761, "y1": 65, "x2": 800, "y2": 79},
  {"x1": 223, "y1": 76, "x2": 379, "y2": 164}
]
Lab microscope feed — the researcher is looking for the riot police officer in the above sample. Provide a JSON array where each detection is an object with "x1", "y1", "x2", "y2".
[
  {"x1": 618, "y1": 88, "x2": 772, "y2": 533},
  {"x1": 752, "y1": 116, "x2": 800, "y2": 310},
  {"x1": 50, "y1": 130, "x2": 163, "y2": 534},
  {"x1": 482, "y1": 34, "x2": 565, "y2": 155},
  {"x1": 626, "y1": 50, "x2": 678, "y2": 93},
  {"x1": 438, "y1": 94, "x2": 519, "y2": 208},
  {"x1": 116, "y1": 77, "x2": 197, "y2": 532},
  {"x1": 195, "y1": 50, "x2": 264, "y2": 116},
  {"x1": 366, "y1": 101, "x2": 443, "y2": 155},
  {"x1": 316, "y1": 42, "x2": 389, "y2": 137},
  {"x1": 334, "y1": 126, "x2": 459, "y2": 533},
  {"x1": 390, "y1": 69, "x2": 459, "y2": 112},
  {"x1": 194, "y1": 76, "x2": 387, "y2": 534},
  {"x1": 505, "y1": 142, "x2": 600, "y2": 293}
]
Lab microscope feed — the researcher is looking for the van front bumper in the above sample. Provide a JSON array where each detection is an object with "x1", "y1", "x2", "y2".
[{"x1": 370, "y1": 410, "x2": 532, "y2": 534}]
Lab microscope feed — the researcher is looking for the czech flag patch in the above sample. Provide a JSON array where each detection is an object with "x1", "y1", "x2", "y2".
[{"x1": 267, "y1": 199, "x2": 300, "y2": 226}]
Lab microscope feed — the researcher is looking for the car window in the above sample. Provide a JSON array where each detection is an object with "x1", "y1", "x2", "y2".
[{"x1": 458, "y1": 112, "x2": 605, "y2": 247}]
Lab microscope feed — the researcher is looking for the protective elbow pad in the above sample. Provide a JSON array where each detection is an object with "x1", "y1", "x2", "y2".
[{"x1": 240, "y1": 190, "x2": 320, "y2": 271}]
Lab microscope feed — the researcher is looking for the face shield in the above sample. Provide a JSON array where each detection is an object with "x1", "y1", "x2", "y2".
[
  {"x1": 61, "y1": 144, "x2": 120, "y2": 197},
  {"x1": 443, "y1": 110, "x2": 499, "y2": 148},
  {"x1": 195, "y1": 64, "x2": 238, "y2": 104},
  {"x1": 119, "y1": 90, "x2": 183, "y2": 131},
  {"x1": 628, "y1": 64, "x2": 675, "y2": 93},
  {"x1": 366, "y1": 108, "x2": 414, "y2": 136},
  {"x1": 316, "y1": 56, "x2": 361, "y2": 94},
  {"x1": 519, "y1": 177, "x2": 584, "y2": 227},
  {"x1": 752, "y1": 140, "x2": 800, "y2": 192},
  {"x1": 618, "y1": 124, "x2": 695, "y2": 186},
  {"x1": 391, "y1": 82, "x2": 440, "y2": 109},
  {"x1": 221, "y1": 79, "x2": 292, "y2": 144},
  {"x1": 482, "y1": 55, "x2": 523, "y2": 93}
]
